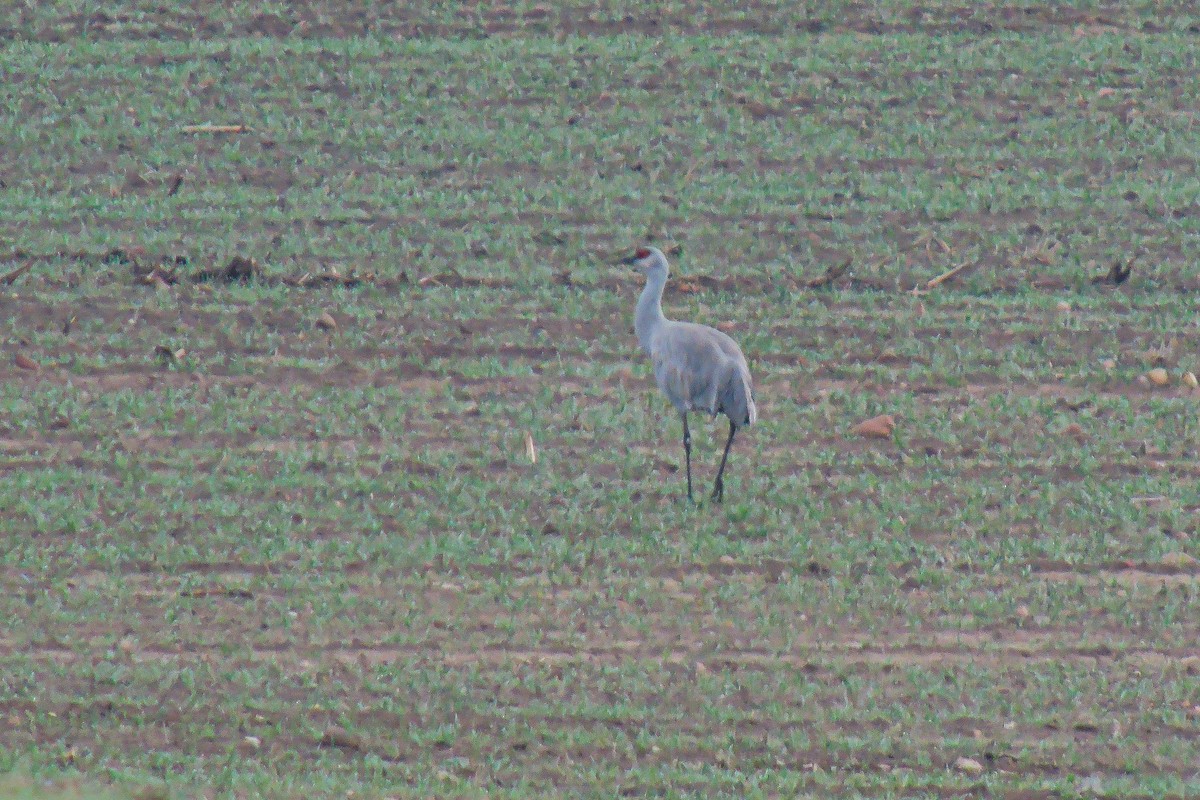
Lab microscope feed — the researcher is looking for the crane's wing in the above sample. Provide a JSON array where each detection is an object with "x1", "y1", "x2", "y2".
[{"x1": 651, "y1": 322, "x2": 756, "y2": 425}]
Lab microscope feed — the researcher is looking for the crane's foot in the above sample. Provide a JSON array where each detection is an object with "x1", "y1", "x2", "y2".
[{"x1": 710, "y1": 479, "x2": 724, "y2": 504}]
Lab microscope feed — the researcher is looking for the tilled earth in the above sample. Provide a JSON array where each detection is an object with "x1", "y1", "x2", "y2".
[{"x1": 2, "y1": 3, "x2": 1200, "y2": 798}]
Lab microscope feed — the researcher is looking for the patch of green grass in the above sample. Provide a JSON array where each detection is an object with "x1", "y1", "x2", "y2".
[{"x1": 0, "y1": 771, "x2": 144, "y2": 800}]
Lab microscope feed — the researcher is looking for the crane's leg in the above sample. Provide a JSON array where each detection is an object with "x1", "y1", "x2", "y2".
[
  {"x1": 711, "y1": 420, "x2": 737, "y2": 503},
  {"x1": 682, "y1": 413, "x2": 694, "y2": 503}
]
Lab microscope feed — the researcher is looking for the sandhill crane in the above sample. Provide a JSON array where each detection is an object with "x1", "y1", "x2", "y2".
[{"x1": 624, "y1": 246, "x2": 757, "y2": 503}]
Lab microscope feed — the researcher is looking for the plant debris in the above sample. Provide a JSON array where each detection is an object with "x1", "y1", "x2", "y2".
[
  {"x1": 805, "y1": 258, "x2": 851, "y2": 289},
  {"x1": 0, "y1": 260, "x2": 33, "y2": 286}
]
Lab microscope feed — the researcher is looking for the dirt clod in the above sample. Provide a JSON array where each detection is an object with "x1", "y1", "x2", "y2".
[
  {"x1": 14, "y1": 353, "x2": 40, "y2": 371},
  {"x1": 319, "y1": 726, "x2": 366, "y2": 752},
  {"x1": 1092, "y1": 260, "x2": 1132, "y2": 285},
  {"x1": 154, "y1": 345, "x2": 185, "y2": 364},
  {"x1": 955, "y1": 756, "x2": 985, "y2": 775},
  {"x1": 1161, "y1": 552, "x2": 1198, "y2": 569},
  {"x1": 851, "y1": 414, "x2": 896, "y2": 439},
  {"x1": 1061, "y1": 422, "x2": 1087, "y2": 442},
  {"x1": 195, "y1": 256, "x2": 257, "y2": 283}
]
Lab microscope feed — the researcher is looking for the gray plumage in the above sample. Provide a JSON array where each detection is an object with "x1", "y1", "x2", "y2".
[{"x1": 624, "y1": 246, "x2": 756, "y2": 503}]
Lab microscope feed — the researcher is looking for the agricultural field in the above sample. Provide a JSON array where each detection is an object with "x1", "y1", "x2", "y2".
[{"x1": 3, "y1": 2, "x2": 1200, "y2": 797}]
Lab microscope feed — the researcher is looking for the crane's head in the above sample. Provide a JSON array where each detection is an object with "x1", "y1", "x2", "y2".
[{"x1": 622, "y1": 246, "x2": 668, "y2": 277}]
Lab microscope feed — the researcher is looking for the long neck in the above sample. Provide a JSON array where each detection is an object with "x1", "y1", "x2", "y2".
[{"x1": 634, "y1": 266, "x2": 668, "y2": 353}]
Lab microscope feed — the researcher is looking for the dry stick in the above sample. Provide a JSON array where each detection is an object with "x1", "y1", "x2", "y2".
[
  {"x1": 925, "y1": 263, "x2": 969, "y2": 290},
  {"x1": 179, "y1": 124, "x2": 249, "y2": 134},
  {"x1": 0, "y1": 260, "x2": 33, "y2": 286}
]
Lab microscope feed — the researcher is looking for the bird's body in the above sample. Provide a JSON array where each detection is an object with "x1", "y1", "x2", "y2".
[
  {"x1": 626, "y1": 246, "x2": 756, "y2": 503},
  {"x1": 641, "y1": 321, "x2": 757, "y2": 427}
]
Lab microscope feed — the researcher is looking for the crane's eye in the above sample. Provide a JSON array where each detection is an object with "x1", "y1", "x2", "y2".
[{"x1": 635, "y1": 248, "x2": 651, "y2": 259}]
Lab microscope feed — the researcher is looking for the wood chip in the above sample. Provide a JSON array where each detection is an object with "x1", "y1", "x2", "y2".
[{"x1": 315, "y1": 311, "x2": 338, "y2": 331}]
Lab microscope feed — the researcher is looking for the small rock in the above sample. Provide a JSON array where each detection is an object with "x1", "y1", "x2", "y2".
[
  {"x1": 315, "y1": 311, "x2": 338, "y2": 331},
  {"x1": 1184, "y1": 371, "x2": 1198, "y2": 389},
  {"x1": 955, "y1": 756, "x2": 984, "y2": 775},
  {"x1": 1147, "y1": 368, "x2": 1170, "y2": 386}
]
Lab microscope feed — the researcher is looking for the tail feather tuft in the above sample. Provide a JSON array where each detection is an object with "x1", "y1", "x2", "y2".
[{"x1": 722, "y1": 366, "x2": 756, "y2": 428}]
